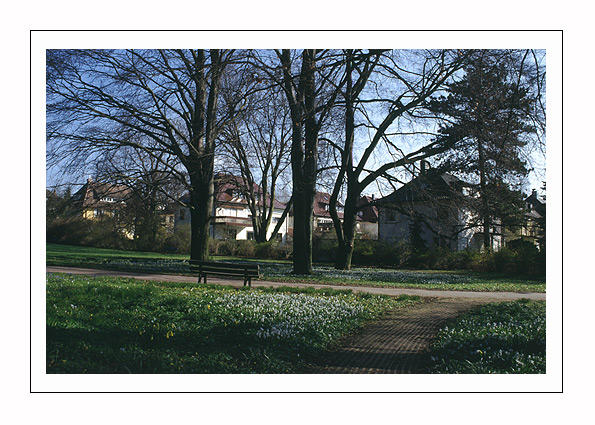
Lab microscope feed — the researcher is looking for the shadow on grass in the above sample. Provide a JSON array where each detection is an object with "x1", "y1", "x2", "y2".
[{"x1": 47, "y1": 324, "x2": 313, "y2": 374}]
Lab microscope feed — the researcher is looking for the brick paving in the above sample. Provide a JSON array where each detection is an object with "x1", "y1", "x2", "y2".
[{"x1": 310, "y1": 298, "x2": 489, "y2": 374}]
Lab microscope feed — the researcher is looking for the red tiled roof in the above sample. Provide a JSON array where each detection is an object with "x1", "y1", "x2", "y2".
[
  {"x1": 357, "y1": 195, "x2": 379, "y2": 223},
  {"x1": 180, "y1": 174, "x2": 287, "y2": 210},
  {"x1": 313, "y1": 192, "x2": 343, "y2": 219},
  {"x1": 71, "y1": 179, "x2": 130, "y2": 209}
]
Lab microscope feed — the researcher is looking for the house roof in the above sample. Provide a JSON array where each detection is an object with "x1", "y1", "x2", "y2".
[
  {"x1": 179, "y1": 174, "x2": 287, "y2": 210},
  {"x1": 357, "y1": 195, "x2": 379, "y2": 223},
  {"x1": 525, "y1": 191, "x2": 546, "y2": 218},
  {"x1": 375, "y1": 170, "x2": 465, "y2": 207},
  {"x1": 71, "y1": 179, "x2": 130, "y2": 209},
  {"x1": 313, "y1": 192, "x2": 343, "y2": 219}
]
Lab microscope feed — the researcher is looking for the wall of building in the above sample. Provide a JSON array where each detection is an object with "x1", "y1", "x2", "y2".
[
  {"x1": 378, "y1": 203, "x2": 461, "y2": 250},
  {"x1": 174, "y1": 204, "x2": 290, "y2": 243},
  {"x1": 357, "y1": 221, "x2": 378, "y2": 240}
]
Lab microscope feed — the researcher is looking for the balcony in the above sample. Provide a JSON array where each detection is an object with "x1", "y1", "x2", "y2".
[{"x1": 213, "y1": 216, "x2": 252, "y2": 227}]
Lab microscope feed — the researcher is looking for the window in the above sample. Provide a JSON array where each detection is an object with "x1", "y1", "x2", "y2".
[{"x1": 247, "y1": 231, "x2": 254, "y2": 240}]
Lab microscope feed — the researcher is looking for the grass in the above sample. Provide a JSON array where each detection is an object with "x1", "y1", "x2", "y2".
[
  {"x1": 47, "y1": 273, "x2": 419, "y2": 373},
  {"x1": 46, "y1": 243, "x2": 545, "y2": 293},
  {"x1": 47, "y1": 243, "x2": 190, "y2": 260},
  {"x1": 427, "y1": 300, "x2": 546, "y2": 373}
]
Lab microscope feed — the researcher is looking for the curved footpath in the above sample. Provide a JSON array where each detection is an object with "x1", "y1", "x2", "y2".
[
  {"x1": 310, "y1": 298, "x2": 489, "y2": 373},
  {"x1": 46, "y1": 266, "x2": 545, "y2": 301}
]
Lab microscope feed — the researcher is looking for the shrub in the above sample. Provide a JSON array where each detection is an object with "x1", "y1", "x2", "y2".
[
  {"x1": 162, "y1": 224, "x2": 191, "y2": 254},
  {"x1": 234, "y1": 240, "x2": 256, "y2": 258},
  {"x1": 255, "y1": 242, "x2": 292, "y2": 260},
  {"x1": 47, "y1": 215, "x2": 133, "y2": 251},
  {"x1": 312, "y1": 237, "x2": 337, "y2": 263}
]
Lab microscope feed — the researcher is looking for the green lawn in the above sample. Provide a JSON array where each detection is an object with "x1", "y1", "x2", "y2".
[
  {"x1": 47, "y1": 273, "x2": 417, "y2": 373},
  {"x1": 427, "y1": 300, "x2": 546, "y2": 373},
  {"x1": 46, "y1": 243, "x2": 545, "y2": 293},
  {"x1": 47, "y1": 243, "x2": 191, "y2": 260}
]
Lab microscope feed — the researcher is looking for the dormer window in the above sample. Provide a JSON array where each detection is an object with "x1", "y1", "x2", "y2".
[{"x1": 101, "y1": 197, "x2": 115, "y2": 203}]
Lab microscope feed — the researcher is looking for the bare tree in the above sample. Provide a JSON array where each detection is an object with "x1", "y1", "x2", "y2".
[
  {"x1": 47, "y1": 49, "x2": 258, "y2": 261},
  {"x1": 93, "y1": 145, "x2": 183, "y2": 250},
  {"x1": 328, "y1": 50, "x2": 469, "y2": 269},
  {"x1": 219, "y1": 86, "x2": 292, "y2": 242},
  {"x1": 249, "y1": 49, "x2": 346, "y2": 274}
]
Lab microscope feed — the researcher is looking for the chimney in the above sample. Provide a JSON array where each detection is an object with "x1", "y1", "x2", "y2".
[{"x1": 420, "y1": 160, "x2": 430, "y2": 175}]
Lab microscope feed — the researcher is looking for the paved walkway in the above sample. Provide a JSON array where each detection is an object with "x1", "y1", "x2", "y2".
[
  {"x1": 310, "y1": 298, "x2": 488, "y2": 373},
  {"x1": 46, "y1": 266, "x2": 546, "y2": 301}
]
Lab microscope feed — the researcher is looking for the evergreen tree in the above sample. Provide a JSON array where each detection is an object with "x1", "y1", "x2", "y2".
[{"x1": 429, "y1": 51, "x2": 537, "y2": 250}]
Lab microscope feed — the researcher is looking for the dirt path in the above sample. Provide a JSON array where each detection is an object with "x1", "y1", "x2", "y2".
[
  {"x1": 46, "y1": 266, "x2": 545, "y2": 301},
  {"x1": 310, "y1": 298, "x2": 489, "y2": 374}
]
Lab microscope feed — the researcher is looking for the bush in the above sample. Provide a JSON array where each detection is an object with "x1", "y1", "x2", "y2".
[
  {"x1": 312, "y1": 237, "x2": 337, "y2": 263},
  {"x1": 47, "y1": 215, "x2": 133, "y2": 251},
  {"x1": 468, "y1": 245, "x2": 544, "y2": 276},
  {"x1": 162, "y1": 224, "x2": 191, "y2": 254},
  {"x1": 255, "y1": 242, "x2": 292, "y2": 260},
  {"x1": 234, "y1": 240, "x2": 256, "y2": 258}
]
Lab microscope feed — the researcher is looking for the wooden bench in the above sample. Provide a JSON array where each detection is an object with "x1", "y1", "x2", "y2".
[{"x1": 189, "y1": 260, "x2": 260, "y2": 287}]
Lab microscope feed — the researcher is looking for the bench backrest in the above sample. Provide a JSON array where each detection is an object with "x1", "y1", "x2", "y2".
[{"x1": 189, "y1": 261, "x2": 260, "y2": 277}]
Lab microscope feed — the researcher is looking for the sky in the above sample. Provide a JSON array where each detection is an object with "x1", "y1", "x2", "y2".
[{"x1": 46, "y1": 49, "x2": 547, "y2": 199}]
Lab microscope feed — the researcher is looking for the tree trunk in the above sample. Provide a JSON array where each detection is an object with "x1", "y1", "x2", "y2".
[
  {"x1": 335, "y1": 195, "x2": 358, "y2": 270},
  {"x1": 279, "y1": 49, "x2": 320, "y2": 275},
  {"x1": 189, "y1": 174, "x2": 213, "y2": 262},
  {"x1": 291, "y1": 184, "x2": 313, "y2": 274}
]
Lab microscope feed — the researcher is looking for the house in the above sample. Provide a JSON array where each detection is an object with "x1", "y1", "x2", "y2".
[
  {"x1": 70, "y1": 178, "x2": 130, "y2": 220},
  {"x1": 376, "y1": 169, "x2": 503, "y2": 251},
  {"x1": 311, "y1": 191, "x2": 378, "y2": 240},
  {"x1": 505, "y1": 189, "x2": 546, "y2": 250},
  {"x1": 312, "y1": 192, "x2": 342, "y2": 234},
  {"x1": 356, "y1": 195, "x2": 379, "y2": 240},
  {"x1": 174, "y1": 176, "x2": 291, "y2": 242}
]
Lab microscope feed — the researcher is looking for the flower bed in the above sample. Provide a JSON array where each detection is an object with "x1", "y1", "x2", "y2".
[{"x1": 428, "y1": 300, "x2": 546, "y2": 373}]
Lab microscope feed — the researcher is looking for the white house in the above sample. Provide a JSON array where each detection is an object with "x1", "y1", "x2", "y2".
[{"x1": 174, "y1": 177, "x2": 290, "y2": 243}]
